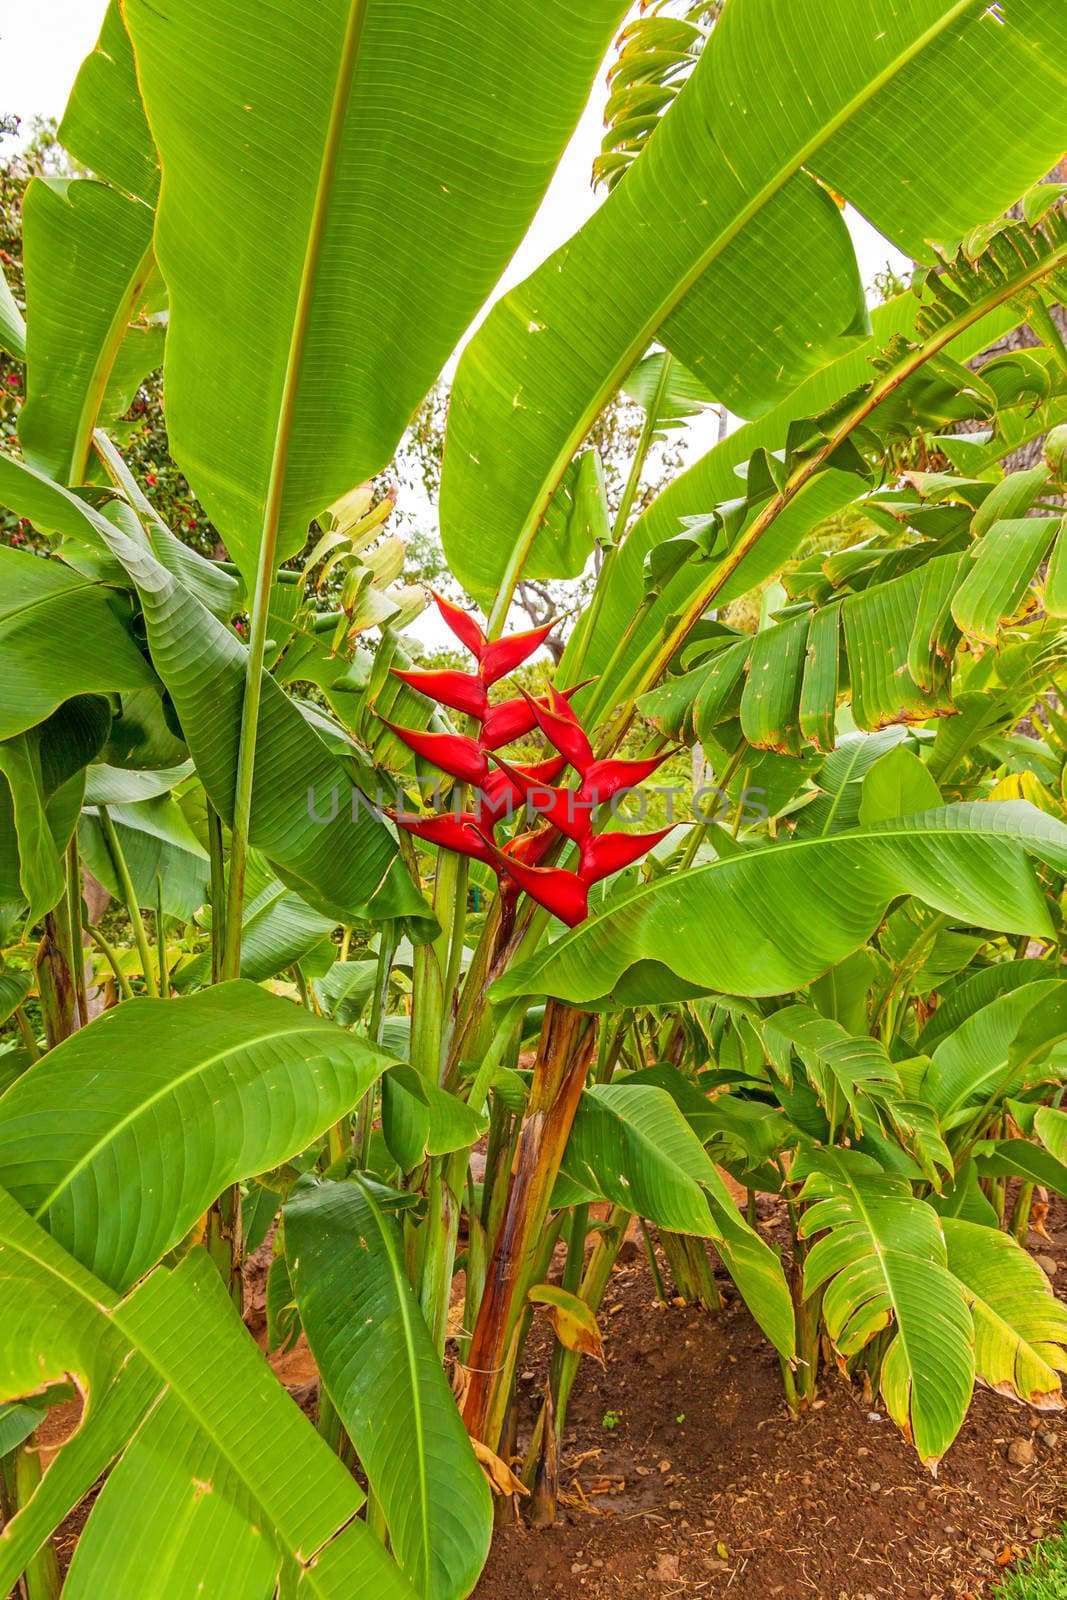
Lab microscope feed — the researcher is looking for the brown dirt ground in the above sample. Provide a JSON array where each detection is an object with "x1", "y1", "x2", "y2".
[
  {"x1": 472, "y1": 1197, "x2": 1067, "y2": 1600},
  {"x1": 29, "y1": 1198, "x2": 1067, "y2": 1599}
]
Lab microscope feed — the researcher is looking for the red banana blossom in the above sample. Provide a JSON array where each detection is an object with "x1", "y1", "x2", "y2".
[
  {"x1": 390, "y1": 668, "x2": 488, "y2": 719},
  {"x1": 386, "y1": 609, "x2": 672, "y2": 924},
  {"x1": 379, "y1": 721, "x2": 489, "y2": 785}
]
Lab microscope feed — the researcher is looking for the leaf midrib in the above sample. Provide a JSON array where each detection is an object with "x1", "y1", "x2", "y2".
[
  {"x1": 535, "y1": 805, "x2": 1066, "y2": 967},
  {"x1": 15, "y1": 1016, "x2": 359, "y2": 1224},
  {"x1": 351, "y1": 1177, "x2": 432, "y2": 1593},
  {"x1": 257, "y1": 0, "x2": 369, "y2": 560},
  {"x1": 502, "y1": 0, "x2": 982, "y2": 592}
]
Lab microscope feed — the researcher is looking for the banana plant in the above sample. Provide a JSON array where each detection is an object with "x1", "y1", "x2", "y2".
[{"x1": 2, "y1": 0, "x2": 1067, "y2": 1593}]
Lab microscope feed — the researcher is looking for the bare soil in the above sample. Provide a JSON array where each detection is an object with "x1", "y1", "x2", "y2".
[
  {"x1": 36, "y1": 1201, "x2": 1067, "y2": 1599},
  {"x1": 472, "y1": 1201, "x2": 1067, "y2": 1600}
]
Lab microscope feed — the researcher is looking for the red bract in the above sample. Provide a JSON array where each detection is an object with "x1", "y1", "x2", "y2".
[
  {"x1": 578, "y1": 826, "x2": 673, "y2": 885},
  {"x1": 391, "y1": 668, "x2": 488, "y2": 719},
  {"x1": 480, "y1": 757, "x2": 569, "y2": 825},
  {"x1": 396, "y1": 812, "x2": 494, "y2": 864},
  {"x1": 578, "y1": 752, "x2": 672, "y2": 809},
  {"x1": 432, "y1": 590, "x2": 486, "y2": 659},
  {"x1": 477, "y1": 833, "x2": 589, "y2": 927},
  {"x1": 491, "y1": 755, "x2": 593, "y2": 843},
  {"x1": 429, "y1": 592, "x2": 553, "y2": 686},
  {"x1": 380, "y1": 721, "x2": 489, "y2": 785},
  {"x1": 479, "y1": 622, "x2": 555, "y2": 686},
  {"x1": 522, "y1": 688, "x2": 594, "y2": 773},
  {"x1": 481, "y1": 685, "x2": 584, "y2": 751}
]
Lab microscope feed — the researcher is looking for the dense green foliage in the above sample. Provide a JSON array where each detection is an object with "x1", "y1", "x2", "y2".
[{"x1": 1, "y1": 1, "x2": 1067, "y2": 1595}]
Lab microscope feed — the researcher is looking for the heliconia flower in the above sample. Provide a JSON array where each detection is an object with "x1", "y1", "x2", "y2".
[
  {"x1": 577, "y1": 752, "x2": 672, "y2": 809},
  {"x1": 380, "y1": 720, "x2": 489, "y2": 785},
  {"x1": 432, "y1": 590, "x2": 487, "y2": 659},
  {"x1": 490, "y1": 755, "x2": 592, "y2": 843},
  {"x1": 521, "y1": 688, "x2": 594, "y2": 773},
  {"x1": 430, "y1": 591, "x2": 554, "y2": 685},
  {"x1": 480, "y1": 684, "x2": 585, "y2": 751},
  {"x1": 479, "y1": 756, "x2": 569, "y2": 825},
  {"x1": 395, "y1": 812, "x2": 494, "y2": 864},
  {"x1": 390, "y1": 667, "x2": 488, "y2": 719},
  {"x1": 477, "y1": 832, "x2": 589, "y2": 927},
  {"x1": 578, "y1": 826, "x2": 674, "y2": 885},
  {"x1": 479, "y1": 622, "x2": 556, "y2": 687}
]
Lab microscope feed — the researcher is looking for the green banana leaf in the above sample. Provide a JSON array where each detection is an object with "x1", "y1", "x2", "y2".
[
  {"x1": 286, "y1": 1178, "x2": 492, "y2": 1600},
  {"x1": 493, "y1": 802, "x2": 1067, "y2": 1008},
  {"x1": 123, "y1": 0, "x2": 631, "y2": 585},
  {"x1": 0, "y1": 980, "x2": 396, "y2": 1290},
  {"x1": 441, "y1": 0, "x2": 1067, "y2": 603},
  {"x1": 0, "y1": 1198, "x2": 415, "y2": 1598}
]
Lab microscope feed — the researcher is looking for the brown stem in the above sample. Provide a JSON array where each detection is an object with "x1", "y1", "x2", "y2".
[{"x1": 461, "y1": 1000, "x2": 597, "y2": 1447}]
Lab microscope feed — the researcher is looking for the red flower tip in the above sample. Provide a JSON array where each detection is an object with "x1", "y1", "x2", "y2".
[
  {"x1": 577, "y1": 751, "x2": 672, "y2": 809},
  {"x1": 578, "y1": 826, "x2": 674, "y2": 885},
  {"x1": 396, "y1": 812, "x2": 494, "y2": 864},
  {"x1": 490, "y1": 755, "x2": 591, "y2": 843},
  {"x1": 431, "y1": 590, "x2": 487, "y2": 661},
  {"x1": 390, "y1": 667, "x2": 488, "y2": 720},
  {"x1": 476, "y1": 831, "x2": 589, "y2": 927},
  {"x1": 520, "y1": 688, "x2": 594, "y2": 774},
  {"x1": 480, "y1": 685, "x2": 584, "y2": 752},
  {"x1": 380, "y1": 720, "x2": 489, "y2": 785},
  {"x1": 479, "y1": 621, "x2": 556, "y2": 687}
]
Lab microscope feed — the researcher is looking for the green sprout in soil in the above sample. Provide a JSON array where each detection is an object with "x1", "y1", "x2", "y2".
[{"x1": 601, "y1": 1411, "x2": 621, "y2": 1432}]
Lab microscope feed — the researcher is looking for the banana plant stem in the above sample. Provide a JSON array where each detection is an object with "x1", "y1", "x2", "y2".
[
  {"x1": 462, "y1": 1001, "x2": 597, "y2": 1446},
  {"x1": 97, "y1": 806, "x2": 158, "y2": 998},
  {"x1": 206, "y1": 802, "x2": 227, "y2": 985},
  {"x1": 87, "y1": 925, "x2": 136, "y2": 1001},
  {"x1": 220, "y1": 561, "x2": 272, "y2": 982}
]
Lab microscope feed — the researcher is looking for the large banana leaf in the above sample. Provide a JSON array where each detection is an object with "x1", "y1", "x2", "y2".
[
  {"x1": 441, "y1": 0, "x2": 1067, "y2": 603},
  {"x1": 123, "y1": 0, "x2": 631, "y2": 584},
  {"x1": 80, "y1": 794, "x2": 212, "y2": 922},
  {"x1": 0, "y1": 697, "x2": 112, "y2": 921},
  {"x1": 493, "y1": 802, "x2": 1067, "y2": 1008},
  {"x1": 57, "y1": 0, "x2": 159, "y2": 205},
  {"x1": 0, "y1": 544, "x2": 153, "y2": 741},
  {"x1": 560, "y1": 1082, "x2": 795, "y2": 1358},
  {"x1": 18, "y1": 177, "x2": 159, "y2": 485},
  {"x1": 0, "y1": 1195, "x2": 415, "y2": 1598},
  {"x1": 800, "y1": 1148, "x2": 974, "y2": 1467},
  {"x1": 0, "y1": 454, "x2": 431, "y2": 932},
  {"x1": 0, "y1": 980, "x2": 394, "y2": 1290},
  {"x1": 921, "y1": 979, "x2": 1067, "y2": 1129},
  {"x1": 943, "y1": 1218, "x2": 1067, "y2": 1410},
  {"x1": 286, "y1": 1178, "x2": 492, "y2": 1600},
  {"x1": 19, "y1": 2, "x2": 161, "y2": 486},
  {"x1": 0, "y1": 265, "x2": 25, "y2": 361}
]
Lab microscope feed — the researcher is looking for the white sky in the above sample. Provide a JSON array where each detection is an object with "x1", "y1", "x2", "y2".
[{"x1": 2, "y1": 0, "x2": 908, "y2": 640}]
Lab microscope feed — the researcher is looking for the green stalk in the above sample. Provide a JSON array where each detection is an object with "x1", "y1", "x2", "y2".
[
  {"x1": 97, "y1": 805, "x2": 158, "y2": 998},
  {"x1": 65, "y1": 838, "x2": 88, "y2": 1029},
  {"x1": 207, "y1": 802, "x2": 227, "y2": 986},
  {"x1": 87, "y1": 925, "x2": 136, "y2": 1002},
  {"x1": 562, "y1": 354, "x2": 674, "y2": 689},
  {"x1": 0, "y1": 1439, "x2": 61, "y2": 1600},
  {"x1": 355, "y1": 925, "x2": 397, "y2": 1166},
  {"x1": 221, "y1": 0, "x2": 370, "y2": 978},
  {"x1": 155, "y1": 876, "x2": 169, "y2": 998},
  {"x1": 13, "y1": 1007, "x2": 40, "y2": 1063}
]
